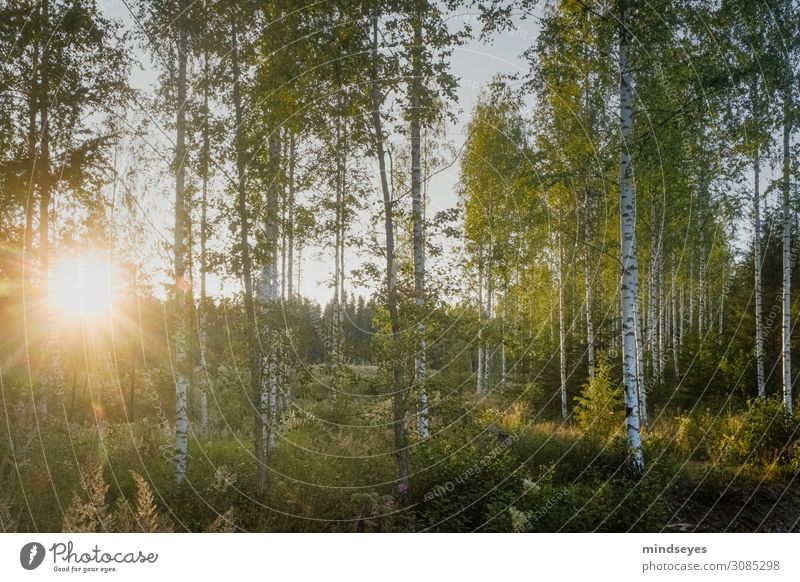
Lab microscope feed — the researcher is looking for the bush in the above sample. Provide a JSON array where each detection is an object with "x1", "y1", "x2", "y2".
[
  {"x1": 737, "y1": 397, "x2": 799, "y2": 463},
  {"x1": 573, "y1": 359, "x2": 624, "y2": 440},
  {"x1": 410, "y1": 420, "x2": 521, "y2": 532}
]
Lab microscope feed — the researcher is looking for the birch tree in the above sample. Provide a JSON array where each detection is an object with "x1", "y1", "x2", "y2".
[
  {"x1": 618, "y1": 0, "x2": 645, "y2": 473},
  {"x1": 780, "y1": 0, "x2": 794, "y2": 412},
  {"x1": 172, "y1": 0, "x2": 190, "y2": 484}
]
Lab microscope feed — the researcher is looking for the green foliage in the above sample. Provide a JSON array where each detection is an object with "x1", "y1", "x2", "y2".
[
  {"x1": 573, "y1": 359, "x2": 624, "y2": 439},
  {"x1": 737, "y1": 397, "x2": 800, "y2": 463}
]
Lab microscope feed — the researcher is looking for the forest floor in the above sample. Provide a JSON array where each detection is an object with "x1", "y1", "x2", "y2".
[
  {"x1": 4, "y1": 363, "x2": 799, "y2": 532},
  {"x1": 668, "y1": 479, "x2": 800, "y2": 532}
]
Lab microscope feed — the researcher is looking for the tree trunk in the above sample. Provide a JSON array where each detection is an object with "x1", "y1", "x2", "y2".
[
  {"x1": 657, "y1": 241, "x2": 665, "y2": 381},
  {"x1": 262, "y1": 136, "x2": 281, "y2": 452},
  {"x1": 198, "y1": 21, "x2": 212, "y2": 436},
  {"x1": 410, "y1": 15, "x2": 429, "y2": 439},
  {"x1": 37, "y1": 0, "x2": 52, "y2": 416},
  {"x1": 634, "y1": 294, "x2": 648, "y2": 426},
  {"x1": 370, "y1": 12, "x2": 409, "y2": 492},
  {"x1": 699, "y1": 229, "x2": 706, "y2": 336},
  {"x1": 173, "y1": 0, "x2": 190, "y2": 485},
  {"x1": 287, "y1": 132, "x2": 296, "y2": 299},
  {"x1": 754, "y1": 142, "x2": 765, "y2": 398},
  {"x1": 584, "y1": 191, "x2": 595, "y2": 380},
  {"x1": 782, "y1": 25, "x2": 793, "y2": 412},
  {"x1": 688, "y1": 258, "x2": 694, "y2": 335},
  {"x1": 477, "y1": 250, "x2": 486, "y2": 394},
  {"x1": 679, "y1": 281, "x2": 685, "y2": 352},
  {"x1": 231, "y1": 14, "x2": 265, "y2": 494},
  {"x1": 25, "y1": 34, "x2": 38, "y2": 263},
  {"x1": 618, "y1": 0, "x2": 645, "y2": 473},
  {"x1": 671, "y1": 254, "x2": 680, "y2": 379},
  {"x1": 558, "y1": 229, "x2": 567, "y2": 418}
]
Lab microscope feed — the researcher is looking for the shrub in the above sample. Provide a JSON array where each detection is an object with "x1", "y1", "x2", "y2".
[
  {"x1": 737, "y1": 397, "x2": 799, "y2": 463},
  {"x1": 573, "y1": 359, "x2": 624, "y2": 439}
]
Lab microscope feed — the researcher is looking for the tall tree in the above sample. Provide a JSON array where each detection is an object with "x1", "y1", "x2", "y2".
[
  {"x1": 780, "y1": 0, "x2": 795, "y2": 412},
  {"x1": 618, "y1": 0, "x2": 645, "y2": 474}
]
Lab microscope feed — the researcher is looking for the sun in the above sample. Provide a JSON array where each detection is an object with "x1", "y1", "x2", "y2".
[{"x1": 51, "y1": 252, "x2": 119, "y2": 321}]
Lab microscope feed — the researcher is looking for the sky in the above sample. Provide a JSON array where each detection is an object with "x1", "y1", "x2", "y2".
[
  {"x1": 95, "y1": 1, "x2": 783, "y2": 308},
  {"x1": 97, "y1": 0, "x2": 538, "y2": 306}
]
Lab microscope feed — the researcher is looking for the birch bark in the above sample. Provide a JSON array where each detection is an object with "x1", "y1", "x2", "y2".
[
  {"x1": 618, "y1": 0, "x2": 645, "y2": 472},
  {"x1": 173, "y1": 0, "x2": 189, "y2": 484}
]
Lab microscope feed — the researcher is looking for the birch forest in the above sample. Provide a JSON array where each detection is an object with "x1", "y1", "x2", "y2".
[{"x1": 1, "y1": 0, "x2": 800, "y2": 533}]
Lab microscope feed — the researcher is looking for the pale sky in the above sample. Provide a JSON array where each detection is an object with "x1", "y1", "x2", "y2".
[{"x1": 96, "y1": 1, "x2": 537, "y2": 306}]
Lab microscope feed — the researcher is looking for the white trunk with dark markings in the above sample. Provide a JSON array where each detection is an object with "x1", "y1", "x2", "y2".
[
  {"x1": 671, "y1": 255, "x2": 680, "y2": 379},
  {"x1": 754, "y1": 143, "x2": 765, "y2": 398},
  {"x1": 618, "y1": 0, "x2": 644, "y2": 473},
  {"x1": 261, "y1": 136, "x2": 282, "y2": 453},
  {"x1": 558, "y1": 230, "x2": 568, "y2": 418},
  {"x1": 584, "y1": 192, "x2": 596, "y2": 380},
  {"x1": 781, "y1": 18, "x2": 793, "y2": 412},
  {"x1": 410, "y1": 16, "x2": 429, "y2": 438},
  {"x1": 173, "y1": 0, "x2": 189, "y2": 484}
]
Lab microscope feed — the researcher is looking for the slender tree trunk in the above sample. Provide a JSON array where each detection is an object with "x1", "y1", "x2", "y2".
[
  {"x1": 25, "y1": 36, "x2": 38, "y2": 263},
  {"x1": 477, "y1": 251, "x2": 486, "y2": 394},
  {"x1": 410, "y1": 15, "x2": 429, "y2": 438},
  {"x1": 281, "y1": 135, "x2": 287, "y2": 303},
  {"x1": 718, "y1": 270, "x2": 724, "y2": 336},
  {"x1": 782, "y1": 29, "x2": 793, "y2": 412},
  {"x1": 634, "y1": 295, "x2": 648, "y2": 426},
  {"x1": 679, "y1": 281, "x2": 685, "y2": 352},
  {"x1": 500, "y1": 318, "x2": 507, "y2": 389},
  {"x1": 370, "y1": 12, "x2": 409, "y2": 492},
  {"x1": 671, "y1": 254, "x2": 680, "y2": 379},
  {"x1": 618, "y1": 0, "x2": 645, "y2": 473},
  {"x1": 657, "y1": 243, "x2": 665, "y2": 381},
  {"x1": 688, "y1": 258, "x2": 694, "y2": 335},
  {"x1": 754, "y1": 143, "x2": 765, "y2": 398},
  {"x1": 558, "y1": 230, "x2": 567, "y2": 418},
  {"x1": 648, "y1": 201, "x2": 657, "y2": 374},
  {"x1": 36, "y1": 0, "x2": 52, "y2": 416},
  {"x1": 262, "y1": 136, "x2": 281, "y2": 452},
  {"x1": 231, "y1": 15, "x2": 265, "y2": 494},
  {"x1": 584, "y1": 191, "x2": 595, "y2": 380},
  {"x1": 173, "y1": 0, "x2": 190, "y2": 484},
  {"x1": 482, "y1": 246, "x2": 493, "y2": 394},
  {"x1": 198, "y1": 19, "x2": 212, "y2": 436},
  {"x1": 287, "y1": 133, "x2": 295, "y2": 299},
  {"x1": 699, "y1": 229, "x2": 706, "y2": 335}
]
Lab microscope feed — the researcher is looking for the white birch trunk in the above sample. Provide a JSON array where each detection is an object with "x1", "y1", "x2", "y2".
[
  {"x1": 782, "y1": 33, "x2": 793, "y2": 412},
  {"x1": 671, "y1": 256, "x2": 680, "y2": 379},
  {"x1": 634, "y1": 295, "x2": 648, "y2": 426},
  {"x1": 477, "y1": 254, "x2": 484, "y2": 394},
  {"x1": 754, "y1": 144, "x2": 766, "y2": 398},
  {"x1": 411, "y1": 18, "x2": 429, "y2": 438},
  {"x1": 699, "y1": 230, "x2": 706, "y2": 335},
  {"x1": 618, "y1": 0, "x2": 645, "y2": 472},
  {"x1": 173, "y1": 0, "x2": 189, "y2": 484},
  {"x1": 648, "y1": 202, "x2": 657, "y2": 373},
  {"x1": 584, "y1": 192, "x2": 596, "y2": 380},
  {"x1": 287, "y1": 133, "x2": 295, "y2": 299},
  {"x1": 260, "y1": 135, "x2": 282, "y2": 453},
  {"x1": 500, "y1": 338, "x2": 507, "y2": 389},
  {"x1": 558, "y1": 230, "x2": 568, "y2": 418}
]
